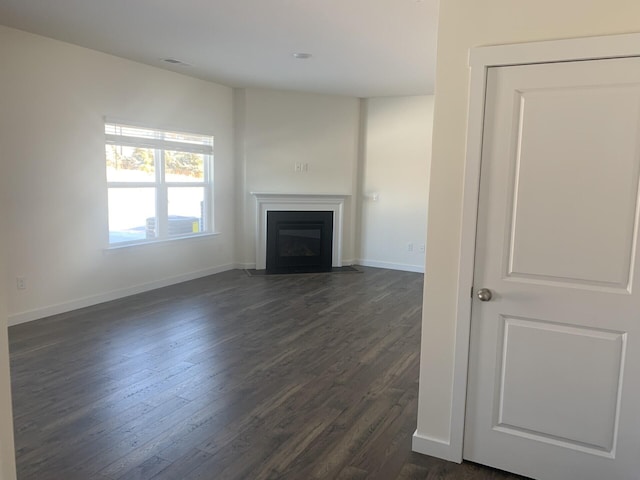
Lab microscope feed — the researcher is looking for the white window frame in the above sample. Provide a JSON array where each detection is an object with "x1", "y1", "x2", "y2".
[{"x1": 105, "y1": 120, "x2": 214, "y2": 246}]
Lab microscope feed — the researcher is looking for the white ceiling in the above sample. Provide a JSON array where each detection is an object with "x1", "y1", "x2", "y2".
[{"x1": 0, "y1": 0, "x2": 439, "y2": 98}]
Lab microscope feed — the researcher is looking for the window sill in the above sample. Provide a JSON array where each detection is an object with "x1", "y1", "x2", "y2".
[{"x1": 103, "y1": 232, "x2": 221, "y2": 253}]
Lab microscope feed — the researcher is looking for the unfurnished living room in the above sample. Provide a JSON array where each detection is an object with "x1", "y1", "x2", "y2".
[{"x1": 2, "y1": 1, "x2": 640, "y2": 480}]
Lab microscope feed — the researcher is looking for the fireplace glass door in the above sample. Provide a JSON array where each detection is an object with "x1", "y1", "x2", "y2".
[{"x1": 266, "y1": 211, "x2": 333, "y2": 273}]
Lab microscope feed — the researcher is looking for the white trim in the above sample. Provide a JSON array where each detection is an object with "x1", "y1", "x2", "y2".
[
  {"x1": 446, "y1": 47, "x2": 490, "y2": 463},
  {"x1": 357, "y1": 259, "x2": 425, "y2": 273},
  {"x1": 448, "y1": 32, "x2": 640, "y2": 463},
  {"x1": 412, "y1": 431, "x2": 459, "y2": 462},
  {"x1": 470, "y1": 32, "x2": 640, "y2": 69},
  {"x1": 8, "y1": 264, "x2": 235, "y2": 326},
  {"x1": 251, "y1": 193, "x2": 349, "y2": 270}
]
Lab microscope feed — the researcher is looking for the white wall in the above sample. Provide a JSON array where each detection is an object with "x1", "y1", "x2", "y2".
[
  {"x1": 0, "y1": 295, "x2": 15, "y2": 480},
  {"x1": 415, "y1": 0, "x2": 640, "y2": 461},
  {"x1": 0, "y1": 129, "x2": 17, "y2": 480},
  {"x1": 0, "y1": 26, "x2": 236, "y2": 325},
  {"x1": 0, "y1": 237, "x2": 16, "y2": 480},
  {"x1": 235, "y1": 88, "x2": 361, "y2": 267},
  {"x1": 359, "y1": 96, "x2": 433, "y2": 273}
]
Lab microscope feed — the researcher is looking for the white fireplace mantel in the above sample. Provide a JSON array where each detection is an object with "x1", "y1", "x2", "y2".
[{"x1": 251, "y1": 193, "x2": 350, "y2": 270}]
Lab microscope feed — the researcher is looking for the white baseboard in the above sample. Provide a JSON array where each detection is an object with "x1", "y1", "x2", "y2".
[
  {"x1": 8, "y1": 263, "x2": 236, "y2": 326},
  {"x1": 412, "y1": 430, "x2": 462, "y2": 463},
  {"x1": 357, "y1": 259, "x2": 425, "y2": 273}
]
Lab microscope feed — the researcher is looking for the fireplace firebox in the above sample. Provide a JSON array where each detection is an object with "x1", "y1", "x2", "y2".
[{"x1": 266, "y1": 211, "x2": 333, "y2": 273}]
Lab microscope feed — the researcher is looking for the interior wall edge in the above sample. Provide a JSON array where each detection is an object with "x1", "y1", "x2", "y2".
[{"x1": 412, "y1": 431, "x2": 460, "y2": 463}]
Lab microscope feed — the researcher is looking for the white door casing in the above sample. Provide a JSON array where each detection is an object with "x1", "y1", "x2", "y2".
[{"x1": 463, "y1": 57, "x2": 640, "y2": 479}]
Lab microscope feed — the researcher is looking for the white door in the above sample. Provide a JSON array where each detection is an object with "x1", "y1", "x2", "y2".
[{"x1": 464, "y1": 57, "x2": 640, "y2": 480}]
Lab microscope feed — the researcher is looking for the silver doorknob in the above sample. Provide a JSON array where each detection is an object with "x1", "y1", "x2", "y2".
[{"x1": 477, "y1": 288, "x2": 493, "y2": 301}]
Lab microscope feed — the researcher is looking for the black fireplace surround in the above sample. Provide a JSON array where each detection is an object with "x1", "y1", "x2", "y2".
[{"x1": 266, "y1": 210, "x2": 333, "y2": 273}]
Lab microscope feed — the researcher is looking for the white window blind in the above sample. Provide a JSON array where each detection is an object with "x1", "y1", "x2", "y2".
[{"x1": 105, "y1": 122, "x2": 214, "y2": 155}]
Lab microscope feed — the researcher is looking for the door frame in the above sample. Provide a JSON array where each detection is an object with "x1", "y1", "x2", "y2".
[{"x1": 450, "y1": 32, "x2": 640, "y2": 462}]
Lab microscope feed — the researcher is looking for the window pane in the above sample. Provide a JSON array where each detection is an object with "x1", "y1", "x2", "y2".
[
  {"x1": 165, "y1": 151, "x2": 205, "y2": 182},
  {"x1": 168, "y1": 187, "x2": 205, "y2": 236},
  {"x1": 106, "y1": 145, "x2": 155, "y2": 182},
  {"x1": 108, "y1": 188, "x2": 156, "y2": 243}
]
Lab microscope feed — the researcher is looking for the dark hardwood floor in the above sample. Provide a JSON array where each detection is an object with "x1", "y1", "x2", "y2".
[{"x1": 9, "y1": 267, "x2": 524, "y2": 480}]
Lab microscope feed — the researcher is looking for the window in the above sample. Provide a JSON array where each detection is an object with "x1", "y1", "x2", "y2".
[{"x1": 105, "y1": 121, "x2": 214, "y2": 246}]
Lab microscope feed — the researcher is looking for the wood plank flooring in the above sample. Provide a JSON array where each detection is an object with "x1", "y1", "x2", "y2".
[{"x1": 9, "y1": 267, "x2": 525, "y2": 480}]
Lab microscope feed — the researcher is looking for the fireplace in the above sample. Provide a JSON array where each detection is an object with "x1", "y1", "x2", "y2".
[
  {"x1": 266, "y1": 211, "x2": 333, "y2": 273},
  {"x1": 252, "y1": 193, "x2": 348, "y2": 270}
]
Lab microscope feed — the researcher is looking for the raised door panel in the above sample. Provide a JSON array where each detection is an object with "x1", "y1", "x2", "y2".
[
  {"x1": 497, "y1": 317, "x2": 625, "y2": 455},
  {"x1": 507, "y1": 86, "x2": 640, "y2": 290}
]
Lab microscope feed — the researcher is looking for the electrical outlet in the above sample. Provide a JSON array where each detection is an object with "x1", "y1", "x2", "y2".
[
  {"x1": 419, "y1": 244, "x2": 425, "y2": 253},
  {"x1": 16, "y1": 277, "x2": 26, "y2": 290},
  {"x1": 407, "y1": 243, "x2": 414, "y2": 252},
  {"x1": 302, "y1": 163, "x2": 309, "y2": 172}
]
